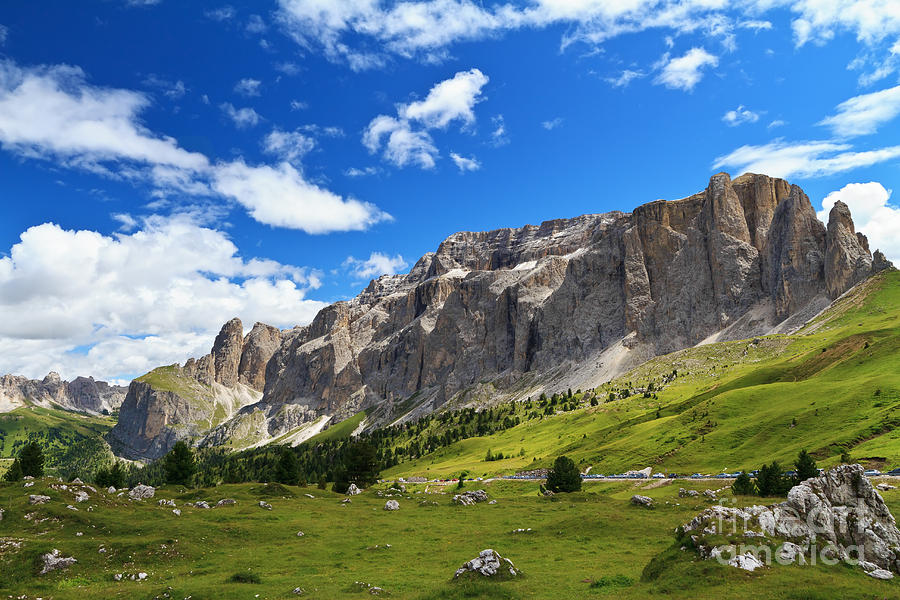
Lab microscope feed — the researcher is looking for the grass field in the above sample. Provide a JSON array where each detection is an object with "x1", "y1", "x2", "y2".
[{"x1": 1, "y1": 476, "x2": 899, "y2": 599}]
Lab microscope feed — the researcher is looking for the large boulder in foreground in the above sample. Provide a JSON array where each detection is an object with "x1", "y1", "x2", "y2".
[
  {"x1": 453, "y1": 489, "x2": 488, "y2": 506},
  {"x1": 454, "y1": 549, "x2": 521, "y2": 579},
  {"x1": 680, "y1": 465, "x2": 900, "y2": 577}
]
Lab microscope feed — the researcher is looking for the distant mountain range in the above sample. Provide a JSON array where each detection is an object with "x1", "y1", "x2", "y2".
[
  {"x1": 91, "y1": 172, "x2": 893, "y2": 460},
  {"x1": 0, "y1": 371, "x2": 126, "y2": 415}
]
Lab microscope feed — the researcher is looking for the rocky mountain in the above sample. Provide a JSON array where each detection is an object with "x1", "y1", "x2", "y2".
[
  {"x1": 0, "y1": 372, "x2": 127, "y2": 415},
  {"x1": 108, "y1": 320, "x2": 283, "y2": 459},
  {"x1": 108, "y1": 172, "x2": 894, "y2": 460}
]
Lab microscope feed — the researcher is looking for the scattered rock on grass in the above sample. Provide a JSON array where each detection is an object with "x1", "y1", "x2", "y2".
[
  {"x1": 454, "y1": 549, "x2": 521, "y2": 579},
  {"x1": 679, "y1": 488, "x2": 700, "y2": 498},
  {"x1": 384, "y1": 500, "x2": 400, "y2": 511},
  {"x1": 877, "y1": 483, "x2": 896, "y2": 491},
  {"x1": 259, "y1": 501, "x2": 273, "y2": 510},
  {"x1": 29, "y1": 495, "x2": 50, "y2": 505},
  {"x1": 40, "y1": 549, "x2": 77, "y2": 574},
  {"x1": 158, "y1": 499, "x2": 176, "y2": 507},
  {"x1": 172, "y1": 509, "x2": 181, "y2": 517},
  {"x1": 216, "y1": 498, "x2": 236, "y2": 507},
  {"x1": 453, "y1": 490, "x2": 488, "y2": 506},
  {"x1": 347, "y1": 483, "x2": 361, "y2": 496},
  {"x1": 631, "y1": 495, "x2": 653, "y2": 508},
  {"x1": 129, "y1": 485, "x2": 155, "y2": 500}
]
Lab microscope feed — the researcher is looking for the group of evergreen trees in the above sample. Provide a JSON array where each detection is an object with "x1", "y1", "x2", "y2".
[
  {"x1": 2, "y1": 441, "x2": 43, "y2": 481},
  {"x1": 732, "y1": 449, "x2": 820, "y2": 497}
]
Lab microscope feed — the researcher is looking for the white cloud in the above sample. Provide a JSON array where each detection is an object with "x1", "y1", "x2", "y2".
[
  {"x1": 344, "y1": 252, "x2": 408, "y2": 280},
  {"x1": 450, "y1": 152, "x2": 481, "y2": 171},
  {"x1": 220, "y1": 102, "x2": 262, "y2": 128},
  {"x1": 713, "y1": 139, "x2": 900, "y2": 179},
  {"x1": 819, "y1": 84, "x2": 900, "y2": 137},
  {"x1": 783, "y1": 0, "x2": 900, "y2": 47},
  {"x1": 247, "y1": 14, "x2": 267, "y2": 34},
  {"x1": 541, "y1": 117, "x2": 563, "y2": 130},
  {"x1": 143, "y1": 74, "x2": 187, "y2": 100},
  {"x1": 606, "y1": 69, "x2": 645, "y2": 88},
  {"x1": 205, "y1": 6, "x2": 236, "y2": 22},
  {"x1": 234, "y1": 77, "x2": 262, "y2": 97},
  {"x1": 212, "y1": 160, "x2": 392, "y2": 234},
  {"x1": 275, "y1": 0, "x2": 748, "y2": 69},
  {"x1": 262, "y1": 128, "x2": 316, "y2": 164},
  {"x1": 0, "y1": 216, "x2": 327, "y2": 381},
  {"x1": 768, "y1": 119, "x2": 787, "y2": 128},
  {"x1": 739, "y1": 19, "x2": 773, "y2": 31},
  {"x1": 345, "y1": 166, "x2": 379, "y2": 177},
  {"x1": 490, "y1": 114, "x2": 508, "y2": 147},
  {"x1": 817, "y1": 181, "x2": 900, "y2": 265},
  {"x1": 0, "y1": 60, "x2": 208, "y2": 172},
  {"x1": 0, "y1": 24, "x2": 8, "y2": 45},
  {"x1": 0, "y1": 58, "x2": 390, "y2": 235},
  {"x1": 654, "y1": 47, "x2": 718, "y2": 91},
  {"x1": 363, "y1": 69, "x2": 488, "y2": 169},
  {"x1": 290, "y1": 99, "x2": 308, "y2": 110},
  {"x1": 722, "y1": 105, "x2": 760, "y2": 126},
  {"x1": 400, "y1": 68, "x2": 489, "y2": 128}
]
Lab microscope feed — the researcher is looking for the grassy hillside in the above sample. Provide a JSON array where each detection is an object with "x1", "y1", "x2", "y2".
[
  {"x1": 379, "y1": 270, "x2": 900, "y2": 479},
  {"x1": 0, "y1": 405, "x2": 115, "y2": 479},
  {"x1": 1, "y1": 476, "x2": 898, "y2": 599}
]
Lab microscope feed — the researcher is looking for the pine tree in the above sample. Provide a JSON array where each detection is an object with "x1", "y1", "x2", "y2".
[
  {"x1": 546, "y1": 455, "x2": 582, "y2": 493},
  {"x1": 163, "y1": 441, "x2": 195, "y2": 486},
  {"x1": 3, "y1": 458, "x2": 23, "y2": 482},
  {"x1": 18, "y1": 442, "x2": 44, "y2": 477},
  {"x1": 275, "y1": 447, "x2": 299, "y2": 485},
  {"x1": 731, "y1": 471, "x2": 756, "y2": 495},
  {"x1": 757, "y1": 461, "x2": 791, "y2": 497},
  {"x1": 794, "y1": 449, "x2": 819, "y2": 484},
  {"x1": 343, "y1": 441, "x2": 379, "y2": 487}
]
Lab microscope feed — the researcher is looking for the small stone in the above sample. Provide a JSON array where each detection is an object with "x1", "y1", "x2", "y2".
[
  {"x1": 259, "y1": 501, "x2": 273, "y2": 510},
  {"x1": 74, "y1": 491, "x2": 89, "y2": 503},
  {"x1": 172, "y1": 508, "x2": 181, "y2": 517},
  {"x1": 296, "y1": 531, "x2": 305, "y2": 537},
  {"x1": 107, "y1": 486, "x2": 117, "y2": 494},
  {"x1": 347, "y1": 483, "x2": 361, "y2": 496},
  {"x1": 384, "y1": 500, "x2": 400, "y2": 511},
  {"x1": 129, "y1": 484, "x2": 155, "y2": 500},
  {"x1": 868, "y1": 569, "x2": 894, "y2": 580},
  {"x1": 29, "y1": 494, "x2": 51, "y2": 505},
  {"x1": 215, "y1": 498, "x2": 236, "y2": 507}
]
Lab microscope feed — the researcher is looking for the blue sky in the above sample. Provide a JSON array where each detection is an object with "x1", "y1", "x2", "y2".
[{"x1": 1, "y1": 0, "x2": 900, "y2": 383}]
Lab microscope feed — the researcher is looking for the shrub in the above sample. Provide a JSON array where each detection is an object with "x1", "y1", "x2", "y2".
[
  {"x1": 18, "y1": 442, "x2": 44, "y2": 478},
  {"x1": 794, "y1": 449, "x2": 818, "y2": 484},
  {"x1": 228, "y1": 572, "x2": 261, "y2": 584}
]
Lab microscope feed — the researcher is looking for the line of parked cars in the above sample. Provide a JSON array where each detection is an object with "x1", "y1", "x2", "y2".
[{"x1": 504, "y1": 467, "x2": 900, "y2": 481}]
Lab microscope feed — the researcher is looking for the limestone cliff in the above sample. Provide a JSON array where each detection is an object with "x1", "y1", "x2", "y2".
[
  {"x1": 107, "y1": 318, "x2": 282, "y2": 459},
  {"x1": 0, "y1": 372, "x2": 126, "y2": 414},
  {"x1": 110, "y1": 173, "x2": 894, "y2": 459}
]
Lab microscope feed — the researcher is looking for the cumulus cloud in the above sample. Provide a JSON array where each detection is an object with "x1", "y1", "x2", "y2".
[
  {"x1": 275, "y1": 0, "x2": 751, "y2": 69},
  {"x1": 722, "y1": 105, "x2": 760, "y2": 126},
  {"x1": 234, "y1": 77, "x2": 262, "y2": 97},
  {"x1": 205, "y1": 6, "x2": 236, "y2": 22},
  {"x1": 363, "y1": 68, "x2": 488, "y2": 169},
  {"x1": 0, "y1": 24, "x2": 8, "y2": 45},
  {"x1": 0, "y1": 58, "x2": 388, "y2": 234},
  {"x1": 450, "y1": 152, "x2": 480, "y2": 171},
  {"x1": 713, "y1": 139, "x2": 900, "y2": 179},
  {"x1": 819, "y1": 84, "x2": 900, "y2": 137},
  {"x1": 817, "y1": 181, "x2": 900, "y2": 265},
  {"x1": 262, "y1": 128, "x2": 316, "y2": 164},
  {"x1": 212, "y1": 160, "x2": 391, "y2": 234},
  {"x1": 0, "y1": 216, "x2": 327, "y2": 381},
  {"x1": 344, "y1": 252, "x2": 408, "y2": 280},
  {"x1": 0, "y1": 60, "x2": 208, "y2": 172},
  {"x1": 654, "y1": 47, "x2": 718, "y2": 91},
  {"x1": 220, "y1": 102, "x2": 262, "y2": 128}
]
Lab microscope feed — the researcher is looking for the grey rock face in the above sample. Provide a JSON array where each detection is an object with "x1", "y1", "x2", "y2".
[
  {"x1": 825, "y1": 201, "x2": 874, "y2": 299},
  {"x1": 110, "y1": 173, "x2": 891, "y2": 458},
  {"x1": 0, "y1": 372, "x2": 126, "y2": 415}
]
